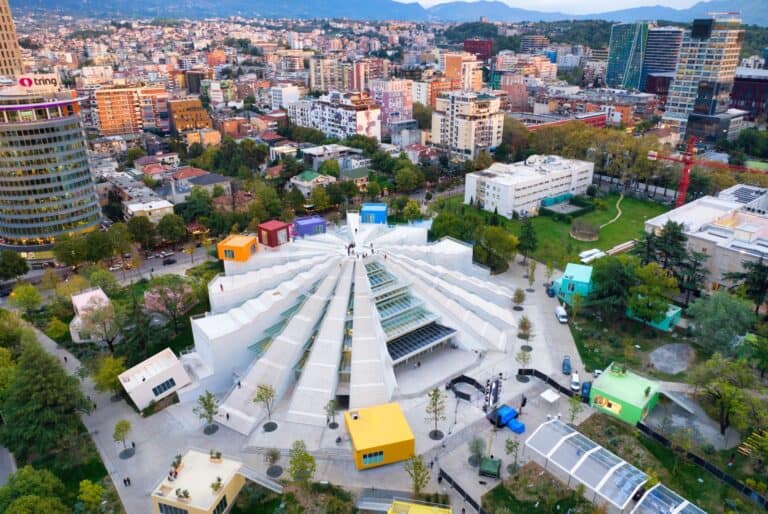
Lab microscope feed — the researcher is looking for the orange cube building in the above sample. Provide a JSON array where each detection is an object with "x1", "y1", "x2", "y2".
[{"x1": 217, "y1": 234, "x2": 258, "y2": 262}]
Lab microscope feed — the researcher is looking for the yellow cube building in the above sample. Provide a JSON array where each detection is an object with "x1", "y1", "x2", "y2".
[
  {"x1": 344, "y1": 402, "x2": 415, "y2": 470},
  {"x1": 217, "y1": 234, "x2": 258, "y2": 262},
  {"x1": 388, "y1": 500, "x2": 452, "y2": 514},
  {"x1": 151, "y1": 449, "x2": 246, "y2": 514}
]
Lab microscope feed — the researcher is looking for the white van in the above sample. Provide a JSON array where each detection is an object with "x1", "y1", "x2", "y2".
[{"x1": 555, "y1": 305, "x2": 568, "y2": 323}]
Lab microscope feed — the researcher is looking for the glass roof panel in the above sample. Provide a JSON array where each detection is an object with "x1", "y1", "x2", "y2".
[
  {"x1": 526, "y1": 421, "x2": 575, "y2": 456},
  {"x1": 550, "y1": 434, "x2": 598, "y2": 472},
  {"x1": 598, "y1": 462, "x2": 647, "y2": 508}
]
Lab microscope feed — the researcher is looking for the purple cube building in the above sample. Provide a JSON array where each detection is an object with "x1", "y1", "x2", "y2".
[{"x1": 294, "y1": 216, "x2": 326, "y2": 238}]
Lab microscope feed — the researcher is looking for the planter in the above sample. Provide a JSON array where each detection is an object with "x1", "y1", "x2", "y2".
[
  {"x1": 119, "y1": 447, "x2": 135, "y2": 460},
  {"x1": 468, "y1": 455, "x2": 480, "y2": 467},
  {"x1": 429, "y1": 429, "x2": 444, "y2": 441},
  {"x1": 516, "y1": 374, "x2": 530, "y2": 383},
  {"x1": 328, "y1": 421, "x2": 339, "y2": 429},
  {"x1": 520, "y1": 344, "x2": 532, "y2": 352},
  {"x1": 203, "y1": 424, "x2": 219, "y2": 435},
  {"x1": 513, "y1": 306, "x2": 523, "y2": 311},
  {"x1": 263, "y1": 421, "x2": 278, "y2": 432},
  {"x1": 267, "y1": 465, "x2": 283, "y2": 478}
]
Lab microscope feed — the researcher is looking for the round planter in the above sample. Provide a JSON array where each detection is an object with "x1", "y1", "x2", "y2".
[
  {"x1": 119, "y1": 448, "x2": 135, "y2": 460},
  {"x1": 468, "y1": 455, "x2": 480, "y2": 467},
  {"x1": 263, "y1": 421, "x2": 278, "y2": 433},
  {"x1": 513, "y1": 306, "x2": 523, "y2": 311},
  {"x1": 203, "y1": 424, "x2": 219, "y2": 435},
  {"x1": 328, "y1": 421, "x2": 339, "y2": 429},
  {"x1": 429, "y1": 429, "x2": 444, "y2": 441},
  {"x1": 521, "y1": 344, "x2": 532, "y2": 352},
  {"x1": 266, "y1": 465, "x2": 283, "y2": 478},
  {"x1": 516, "y1": 374, "x2": 530, "y2": 383}
]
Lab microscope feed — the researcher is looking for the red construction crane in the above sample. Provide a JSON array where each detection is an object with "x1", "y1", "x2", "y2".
[{"x1": 648, "y1": 136, "x2": 763, "y2": 208}]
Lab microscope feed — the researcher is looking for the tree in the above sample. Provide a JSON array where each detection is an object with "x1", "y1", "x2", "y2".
[
  {"x1": 679, "y1": 250, "x2": 708, "y2": 307},
  {"x1": 0, "y1": 251, "x2": 28, "y2": 281},
  {"x1": 176, "y1": 187, "x2": 213, "y2": 223},
  {"x1": 545, "y1": 262, "x2": 555, "y2": 285},
  {"x1": 686, "y1": 292, "x2": 755, "y2": 354},
  {"x1": 518, "y1": 218, "x2": 537, "y2": 263},
  {"x1": 475, "y1": 150, "x2": 493, "y2": 170},
  {"x1": 89, "y1": 269, "x2": 120, "y2": 298},
  {"x1": 515, "y1": 349, "x2": 531, "y2": 370},
  {"x1": 39, "y1": 268, "x2": 61, "y2": 291},
  {"x1": 628, "y1": 262, "x2": 677, "y2": 327},
  {"x1": 527, "y1": 260, "x2": 537, "y2": 289},
  {"x1": 571, "y1": 293, "x2": 583, "y2": 323},
  {"x1": 0, "y1": 465, "x2": 66, "y2": 512},
  {"x1": 655, "y1": 221, "x2": 688, "y2": 273},
  {"x1": 746, "y1": 328, "x2": 768, "y2": 378},
  {"x1": 146, "y1": 275, "x2": 194, "y2": 335},
  {"x1": 77, "y1": 479, "x2": 105, "y2": 514},
  {"x1": 325, "y1": 399, "x2": 339, "y2": 426},
  {"x1": 84, "y1": 230, "x2": 114, "y2": 264},
  {"x1": 518, "y1": 316, "x2": 533, "y2": 340},
  {"x1": 8, "y1": 283, "x2": 41, "y2": 314},
  {"x1": 0, "y1": 338, "x2": 89, "y2": 460},
  {"x1": 317, "y1": 159, "x2": 340, "y2": 177},
  {"x1": 193, "y1": 390, "x2": 219, "y2": 432},
  {"x1": 512, "y1": 288, "x2": 525, "y2": 309},
  {"x1": 366, "y1": 181, "x2": 382, "y2": 200},
  {"x1": 476, "y1": 226, "x2": 518, "y2": 272},
  {"x1": 468, "y1": 436, "x2": 486, "y2": 464},
  {"x1": 691, "y1": 354, "x2": 759, "y2": 435},
  {"x1": 589, "y1": 255, "x2": 639, "y2": 321},
  {"x1": 310, "y1": 185, "x2": 331, "y2": 211},
  {"x1": 669, "y1": 427, "x2": 693, "y2": 475},
  {"x1": 81, "y1": 300, "x2": 119, "y2": 351},
  {"x1": 127, "y1": 216, "x2": 156, "y2": 250},
  {"x1": 112, "y1": 419, "x2": 131, "y2": 449},
  {"x1": 505, "y1": 438, "x2": 520, "y2": 472},
  {"x1": 157, "y1": 213, "x2": 187, "y2": 247},
  {"x1": 425, "y1": 387, "x2": 446, "y2": 438},
  {"x1": 107, "y1": 222, "x2": 133, "y2": 258},
  {"x1": 288, "y1": 440, "x2": 315, "y2": 488},
  {"x1": 394, "y1": 166, "x2": 423, "y2": 192},
  {"x1": 52, "y1": 233, "x2": 88, "y2": 267},
  {"x1": 0, "y1": 348, "x2": 16, "y2": 403},
  {"x1": 403, "y1": 454, "x2": 430, "y2": 497},
  {"x1": 568, "y1": 395, "x2": 585, "y2": 424},
  {"x1": 54, "y1": 274, "x2": 90, "y2": 298},
  {"x1": 125, "y1": 146, "x2": 146, "y2": 167},
  {"x1": 725, "y1": 257, "x2": 768, "y2": 314},
  {"x1": 254, "y1": 383, "x2": 276, "y2": 420},
  {"x1": 403, "y1": 200, "x2": 421, "y2": 221},
  {"x1": 93, "y1": 355, "x2": 126, "y2": 395},
  {"x1": 5, "y1": 495, "x2": 68, "y2": 514},
  {"x1": 412, "y1": 102, "x2": 432, "y2": 130}
]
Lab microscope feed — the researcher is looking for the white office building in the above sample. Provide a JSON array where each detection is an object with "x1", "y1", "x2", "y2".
[{"x1": 464, "y1": 155, "x2": 595, "y2": 218}]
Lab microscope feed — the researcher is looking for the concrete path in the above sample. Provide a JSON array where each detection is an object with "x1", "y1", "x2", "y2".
[
  {"x1": 600, "y1": 193, "x2": 624, "y2": 229},
  {"x1": 0, "y1": 446, "x2": 16, "y2": 486}
]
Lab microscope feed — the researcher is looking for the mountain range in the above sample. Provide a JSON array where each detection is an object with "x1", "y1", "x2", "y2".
[{"x1": 12, "y1": 0, "x2": 768, "y2": 26}]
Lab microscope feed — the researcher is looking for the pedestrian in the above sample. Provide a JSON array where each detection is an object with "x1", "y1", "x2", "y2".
[
  {"x1": 220, "y1": 283, "x2": 223, "y2": 292},
  {"x1": 127, "y1": 477, "x2": 131, "y2": 486},
  {"x1": 63, "y1": 356, "x2": 68, "y2": 363},
  {"x1": 122, "y1": 478, "x2": 127, "y2": 486},
  {"x1": 237, "y1": 380, "x2": 241, "y2": 388},
  {"x1": 92, "y1": 401, "x2": 97, "y2": 410},
  {"x1": 226, "y1": 413, "x2": 230, "y2": 420},
  {"x1": 131, "y1": 441, "x2": 136, "y2": 449}
]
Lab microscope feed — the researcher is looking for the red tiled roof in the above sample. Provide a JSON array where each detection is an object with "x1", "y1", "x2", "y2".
[
  {"x1": 172, "y1": 166, "x2": 209, "y2": 180},
  {"x1": 143, "y1": 164, "x2": 171, "y2": 175}
]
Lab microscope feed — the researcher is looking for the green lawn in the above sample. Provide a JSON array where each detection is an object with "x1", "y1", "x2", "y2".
[{"x1": 436, "y1": 194, "x2": 667, "y2": 268}]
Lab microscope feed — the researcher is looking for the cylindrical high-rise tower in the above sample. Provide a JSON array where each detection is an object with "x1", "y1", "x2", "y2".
[{"x1": 0, "y1": 90, "x2": 101, "y2": 254}]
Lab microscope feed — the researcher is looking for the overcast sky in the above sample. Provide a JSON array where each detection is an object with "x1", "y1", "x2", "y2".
[{"x1": 408, "y1": 0, "x2": 700, "y2": 14}]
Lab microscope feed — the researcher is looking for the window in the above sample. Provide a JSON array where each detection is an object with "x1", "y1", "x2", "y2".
[
  {"x1": 158, "y1": 503, "x2": 188, "y2": 514},
  {"x1": 152, "y1": 377, "x2": 177, "y2": 397},
  {"x1": 223, "y1": 249, "x2": 234, "y2": 259},
  {"x1": 213, "y1": 495, "x2": 228, "y2": 514},
  {"x1": 362, "y1": 450, "x2": 384, "y2": 465}
]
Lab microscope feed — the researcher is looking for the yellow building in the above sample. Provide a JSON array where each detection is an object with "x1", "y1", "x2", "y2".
[
  {"x1": 344, "y1": 402, "x2": 415, "y2": 470},
  {"x1": 388, "y1": 500, "x2": 452, "y2": 514},
  {"x1": 151, "y1": 449, "x2": 246, "y2": 514},
  {"x1": 217, "y1": 234, "x2": 258, "y2": 262}
]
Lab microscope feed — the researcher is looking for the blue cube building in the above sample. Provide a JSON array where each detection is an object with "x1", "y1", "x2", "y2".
[
  {"x1": 294, "y1": 216, "x2": 326, "y2": 238},
  {"x1": 361, "y1": 203, "x2": 388, "y2": 224}
]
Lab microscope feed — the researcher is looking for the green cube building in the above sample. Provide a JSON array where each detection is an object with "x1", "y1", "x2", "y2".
[{"x1": 589, "y1": 363, "x2": 659, "y2": 425}]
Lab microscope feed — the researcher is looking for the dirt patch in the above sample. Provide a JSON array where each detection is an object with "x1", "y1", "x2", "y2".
[{"x1": 650, "y1": 343, "x2": 695, "y2": 374}]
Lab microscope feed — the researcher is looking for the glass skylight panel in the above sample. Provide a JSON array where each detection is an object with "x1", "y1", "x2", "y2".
[
  {"x1": 573, "y1": 448, "x2": 621, "y2": 488},
  {"x1": 550, "y1": 433, "x2": 597, "y2": 472},
  {"x1": 598, "y1": 462, "x2": 646, "y2": 508},
  {"x1": 526, "y1": 421, "x2": 575, "y2": 456}
]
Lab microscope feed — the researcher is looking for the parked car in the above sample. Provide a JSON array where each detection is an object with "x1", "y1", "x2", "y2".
[
  {"x1": 581, "y1": 381, "x2": 592, "y2": 402},
  {"x1": 108, "y1": 264, "x2": 122, "y2": 272},
  {"x1": 160, "y1": 251, "x2": 175, "y2": 258},
  {"x1": 593, "y1": 369, "x2": 603, "y2": 378},
  {"x1": 555, "y1": 305, "x2": 568, "y2": 323},
  {"x1": 562, "y1": 355, "x2": 572, "y2": 375},
  {"x1": 546, "y1": 287, "x2": 556, "y2": 298},
  {"x1": 570, "y1": 372, "x2": 580, "y2": 392},
  {"x1": 162, "y1": 258, "x2": 177, "y2": 266}
]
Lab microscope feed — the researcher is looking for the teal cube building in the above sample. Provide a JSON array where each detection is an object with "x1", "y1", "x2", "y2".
[
  {"x1": 554, "y1": 263, "x2": 593, "y2": 306},
  {"x1": 626, "y1": 303, "x2": 682, "y2": 332}
]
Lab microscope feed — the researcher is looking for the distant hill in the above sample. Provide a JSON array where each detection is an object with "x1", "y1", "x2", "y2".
[{"x1": 10, "y1": 0, "x2": 768, "y2": 26}]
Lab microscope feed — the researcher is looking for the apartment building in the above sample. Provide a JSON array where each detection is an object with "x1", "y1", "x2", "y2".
[
  {"x1": 168, "y1": 98, "x2": 213, "y2": 135},
  {"x1": 369, "y1": 79, "x2": 413, "y2": 134},
  {"x1": 270, "y1": 83, "x2": 300, "y2": 110},
  {"x1": 431, "y1": 91, "x2": 504, "y2": 158},
  {"x1": 291, "y1": 91, "x2": 382, "y2": 141},
  {"x1": 309, "y1": 55, "x2": 346, "y2": 92}
]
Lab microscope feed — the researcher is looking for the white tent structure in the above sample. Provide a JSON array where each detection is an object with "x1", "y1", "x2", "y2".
[
  {"x1": 525, "y1": 420, "x2": 647, "y2": 513},
  {"x1": 630, "y1": 484, "x2": 706, "y2": 514}
]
